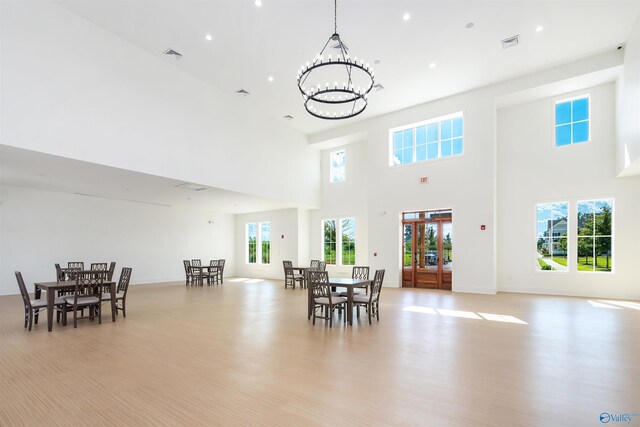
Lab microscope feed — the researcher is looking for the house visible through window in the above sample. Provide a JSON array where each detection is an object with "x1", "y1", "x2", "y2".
[
  {"x1": 390, "y1": 112, "x2": 463, "y2": 166},
  {"x1": 247, "y1": 221, "x2": 271, "y2": 264},
  {"x1": 577, "y1": 199, "x2": 612, "y2": 272},
  {"x1": 322, "y1": 218, "x2": 356, "y2": 265},
  {"x1": 555, "y1": 95, "x2": 589, "y2": 147},
  {"x1": 330, "y1": 149, "x2": 346, "y2": 183},
  {"x1": 536, "y1": 202, "x2": 568, "y2": 271}
]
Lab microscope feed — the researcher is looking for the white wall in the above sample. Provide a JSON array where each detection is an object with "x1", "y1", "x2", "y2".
[
  {"x1": 616, "y1": 16, "x2": 640, "y2": 176},
  {"x1": 0, "y1": 0, "x2": 320, "y2": 208},
  {"x1": 234, "y1": 208, "x2": 302, "y2": 280},
  {"x1": 309, "y1": 140, "x2": 370, "y2": 279},
  {"x1": 0, "y1": 185, "x2": 235, "y2": 295},
  {"x1": 497, "y1": 83, "x2": 640, "y2": 300}
]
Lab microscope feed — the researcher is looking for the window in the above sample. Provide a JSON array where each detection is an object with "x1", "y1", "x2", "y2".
[
  {"x1": 330, "y1": 149, "x2": 346, "y2": 183},
  {"x1": 536, "y1": 202, "x2": 568, "y2": 271},
  {"x1": 260, "y1": 222, "x2": 271, "y2": 264},
  {"x1": 577, "y1": 199, "x2": 612, "y2": 272},
  {"x1": 390, "y1": 112, "x2": 463, "y2": 166},
  {"x1": 555, "y1": 95, "x2": 589, "y2": 147},
  {"x1": 246, "y1": 221, "x2": 271, "y2": 264},
  {"x1": 322, "y1": 218, "x2": 356, "y2": 265},
  {"x1": 247, "y1": 223, "x2": 257, "y2": 264}
]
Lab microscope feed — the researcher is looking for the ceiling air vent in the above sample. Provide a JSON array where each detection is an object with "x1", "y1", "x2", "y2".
[
  {"x1": 501, "y1": 35, "x2": 520, "y2": 49},
  {"x1": 236, "y1": 89, "x2": 250, "y2": 96},
  {"x1": 174, "y1": 183, "x2": 208, "y2": 191},
  {"x1": 163, "y1": 48, "x2": 183, "y2": 60},
  {"x1": 283, "y1": 115, "x2": 294, "y2": 120},
  {"x1": 373, "y1": 83, "x2": 384, "y2": 92}
]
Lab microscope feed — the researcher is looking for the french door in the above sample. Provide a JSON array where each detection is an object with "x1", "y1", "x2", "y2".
[{"x1": 402, "y1": 210, "x2": 453, "y2": 290}]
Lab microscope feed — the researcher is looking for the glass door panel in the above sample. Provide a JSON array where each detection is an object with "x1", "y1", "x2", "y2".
[
  {"x1": 443, "y1": 222, "x2": 452, "y2": 271},
  {"x1": 426, "y1": 223, "x2": 438, "y2": 270},
  {"x1": 403, "y1": 224, "x2": 413, "y2": 271}
]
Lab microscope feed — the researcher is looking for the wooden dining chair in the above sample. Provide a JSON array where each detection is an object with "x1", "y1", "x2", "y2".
[
  {"x1": 310, "y1": 259, "x2": 320, "y2": 269},
  {"x1": 68, "y1": 261, "x2": 84, "y2": 269},
  {"x1": 191, "y1": 259, "x2": 202, "y2": 266},
  {"x1": 15, "y1": 271, "x2": 66, "y2": 331},
  {"x1": 352, "y1": 269, "x2": 385, "y2": 325},
  {"x1": 183, "y1": 260, "x2": 193, "y2": 285},
  {"x1": 207, "y1": 260, "x2": 220, "y2": 285},
  {"x1": 318, "y1": 261, "x2": 327, "y2": 271},
  {"x1": 55, "y1": 263, "x2": 65, "y2": 282},
  {"x1": 340, "y1": 266, "x2": 370, "y2": 297},
  {"x1": 283, "y1": 261, "x2": 303, "y2": 289},
  {"x1": 217, "y1": 259, "x2": 225, "y2": 284},
  {"x1": 309, "y1": 270, "x2": 346, "y2": 328},
  {"x1": 102, "y1": 267, "x2": 132, "y2": 317},
  {"x1": 106, "y1": 262, "x2": 116, "y2": 281},
  {"x1": 62, "y1": 274, "x2": 104, "y2": 328}
]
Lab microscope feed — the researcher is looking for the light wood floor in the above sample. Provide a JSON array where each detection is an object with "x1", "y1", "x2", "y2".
[{"x1": 1, "y1": 279, "x2": 638, "y2": 426}]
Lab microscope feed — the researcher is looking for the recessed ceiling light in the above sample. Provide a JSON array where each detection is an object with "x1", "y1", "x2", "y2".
[
  {"x1": 535, "y1": 25, "x2": 544, "y2": 33},
  {"x1": 429, "y1": 62, "x2": 436, "y2": 69},
  {"x1": 268, "y1": 76, "x2": 274, "y2": 82},
  {"x1": 403, "y1": 13, "x2": 411, "y2": 21},
  {"x1": 465, "y1": 22, "x2": 474, "y2": 29},
  {"x1": 254, "y1": 0, "x2": 262, "y2": 7},
  {"x1": 205, "y1": 34, "x2": 213, "y2": 41}
]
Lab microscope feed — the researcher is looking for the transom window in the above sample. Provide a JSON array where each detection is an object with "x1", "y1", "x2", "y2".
[
  {"x1": 329, "y1": 149, "x2": 346, "y2": 183},
  {"x1": 322, "y1": 218, "x2": 356, "y2": 266},
  {"x1": 555, "y1": 95, "x2": 589, "y2": 147},
  {"x1": 390, "y1": 112, "x2": 463, "y2": 166},
  {"x1": 247, "y1": 221, "x2": 271, "y2": 264}
]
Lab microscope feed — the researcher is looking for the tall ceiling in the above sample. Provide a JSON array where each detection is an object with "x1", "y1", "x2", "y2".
[{"x1": 56, "y1": 0, "x2": 640, "y2": 135}]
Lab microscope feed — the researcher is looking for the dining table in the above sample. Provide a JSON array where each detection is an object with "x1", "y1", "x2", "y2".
[
  {"x1": 307, "y1": 277, "x2": 371, "y2": 326},
  {"x1": 190, "y1": 265, "x2": 220, "y2": 284},
  {"x1": 34, "y1": 278, "x2": 117, "y2": 332}
]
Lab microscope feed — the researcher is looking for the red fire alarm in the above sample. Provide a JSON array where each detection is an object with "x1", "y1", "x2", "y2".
[
  {"x1": 481, "y1": 225, "x2": 486, "y2": 230},
  {"x1": 420, "y1": 177, "x2": 429, "y2": 184}
]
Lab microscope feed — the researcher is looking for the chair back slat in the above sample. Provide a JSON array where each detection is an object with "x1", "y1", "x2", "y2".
[
  {"x1": 370, "y1": 269, "x2": 385, "y2": 301},
  {"x1": 91, "y1": 263, "x2": 108, "y2": 271},
  {"x1": 209, "y1": 259, "x2": 221, "y2": 267},
  {"x1": 318, "y1": 261, "x2": 326, "y2": 271},
  {"x1": 310, "y1": 260, "x2": 320, "y2": 268},
  {"x1": 68, "y1": 262, "x2": 84, "y2": 270},
  {"x1": 117, "y1": 267, "x2": 133, "y2": 294},
  {"x1": 352, "y1": 266, "x2": 370, "y2": 280},
  {"x1": 191, "y1": 259, "x2": 201, "y2": 266},
  {"x1": 107, "y1": 262, "x2": 116, "y2": 281}
]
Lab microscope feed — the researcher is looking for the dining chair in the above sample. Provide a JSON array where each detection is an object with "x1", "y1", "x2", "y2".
[
  {"x1": 91, "y1": 263, "x2": 108, "y2": 272},
  {"x1": 217, "y1": 259, "x2": 225, "y2": 284},
  {"x1": 68, "y1": 261, "x2": 84, "y2": 269},
  {"x1": 62, "y1": 274, "x2": 104, "y2": 328},
  {"x1": 102, "y1": 267, "x2": 132, "y2": 317},
  {"x1": 310, "y1": 259, "x2": 320, "y2": 269},
  {"x1": 309, "y1": 270, "x2": 346, "y2": 328},
  {"x1": 55, "y1": 263, "x2": 65, "y2": 282},
  {"x1": 15, "y1": 271, "x2": 66, "y2": 331},
  {"x1": 283, "y1": 260, "x2": 303, "y2": 289},
  {"x1": 106, "y1": 262, "x2": 116, "y2": 281},
  {"x1": 352, "y1": 269, "x2": 385, "y2": 325},
  {"x1": 340, "y1": 266, "x2": 370, "y2": 297},
  {"x1": 191, "y1": 259, "x2": 202, "y2": 266},
  {"x1": 207, "y1": 260, "x2": 220, "y2": 285},
  {"x1": 183, "y1": 260, "x2": 194, "y2": 285},
  {"x1": 318, "y1": 261, "x2": 326, "y2": 271}
]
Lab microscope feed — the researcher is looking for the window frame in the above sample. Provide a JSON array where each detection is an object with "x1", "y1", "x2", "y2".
[
  {"x1": 246, "y1": 221, "x2": 271, "y2": 265},
  {"x1": 534, "y1": 201, "x2": 570, "y2": 273},
  {"x1": 321, "y1": 217, "x2": 356, "y2": 266},
  {"x1": 389, "y1": 111, "x2": 464, "y2": 167},
  {"x1": 576, "y1": 198, "x2": 614, "y2": 274},
  {"x1": 554, "y1": 94, "x2": 591, "y2": 148}
]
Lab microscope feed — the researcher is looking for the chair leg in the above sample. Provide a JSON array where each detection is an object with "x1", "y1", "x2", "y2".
[
  {"x1": 368, "y1": 303, "x2": 372, "y2": 325},
  {"x1": 24, "y1": 310, "x2": 28, "y2": 328},
  {"x1": 34, "y1": 309, "x2": 39, "y2": 324},
  {"x1": 27, "y1": 309, "x2": 33, "y2": 331},
  {"x1": 74, "y1": 308, "x2": 78, "y2": 328}
]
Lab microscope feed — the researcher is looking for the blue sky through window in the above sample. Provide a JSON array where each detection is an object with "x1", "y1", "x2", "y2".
[{"x1": 555, "y1": 96, "x2": 589, "y2": 146}]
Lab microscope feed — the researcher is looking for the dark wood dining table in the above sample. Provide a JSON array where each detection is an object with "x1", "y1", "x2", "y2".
[
  {"x1": 307, "y1": 277, "x2": 371, "y2": 325},
  {"x1": 190, "y1": 265, "x2": 220, "y2": 284},
  {"x1": 34, "y1": 279, "x2": 117, "y2": 332}
]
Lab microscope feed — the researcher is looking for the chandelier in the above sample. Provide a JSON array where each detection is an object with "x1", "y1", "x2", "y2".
[{"x1": 296, "y1": 0, "x2": 375, "y2": 120}]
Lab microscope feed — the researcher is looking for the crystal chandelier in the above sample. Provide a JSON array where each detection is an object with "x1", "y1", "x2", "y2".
[{"x1": 296, "y1": 0, "x2": 375, "y2": 120}]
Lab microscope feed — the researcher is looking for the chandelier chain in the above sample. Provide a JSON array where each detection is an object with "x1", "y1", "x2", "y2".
[{"x1": 334, "y1": 0, "x2": 337, "y2": 34}]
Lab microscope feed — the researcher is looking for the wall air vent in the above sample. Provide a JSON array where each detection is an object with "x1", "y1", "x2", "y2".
[
  {"x1": 163, "y1": 48, "x2": 183, "y2": 60},
  {"x1": 236, "y1": 89, "x2": 250, "y2": 96},
  {"x1": 174, "y1": 183, "x2": 209, "y2": 191},
  {"x1": 501, "y1": 35, "x2": 520, "y2": 49}
]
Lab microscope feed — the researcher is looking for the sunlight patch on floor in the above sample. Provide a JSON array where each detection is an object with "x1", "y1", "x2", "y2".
[
  {"x1": 588, "y1": 300, "x2": 623, "y2": 309},
  {"x1": 403, "y1": 306, "x2": 527, "y2": 324},
  {"x1": 597, "y1": 300, "x2": 640, "y2": 310}
]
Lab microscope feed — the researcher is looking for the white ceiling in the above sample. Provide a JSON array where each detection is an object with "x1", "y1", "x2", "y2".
[
  {"x1": 0, "y1": 145, "x2": 297, "y2": 214},
  {"x1": 55, "y1": 0, "x2": 640, "y2": 135}
]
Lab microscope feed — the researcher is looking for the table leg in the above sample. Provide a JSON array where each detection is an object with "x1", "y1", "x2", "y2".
[
  {"x1": 347, "y1": 287, "x2": 353, "y2": 325},
  {"x1": 308, "y1": 283, "x2": 312, "y2": 319},
  {"x1": 111, "y1": 283, "x2": 116, "y2": 322},
  {"x1": 47, "y1": 288, "x2": 54, "y2": 332}
]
